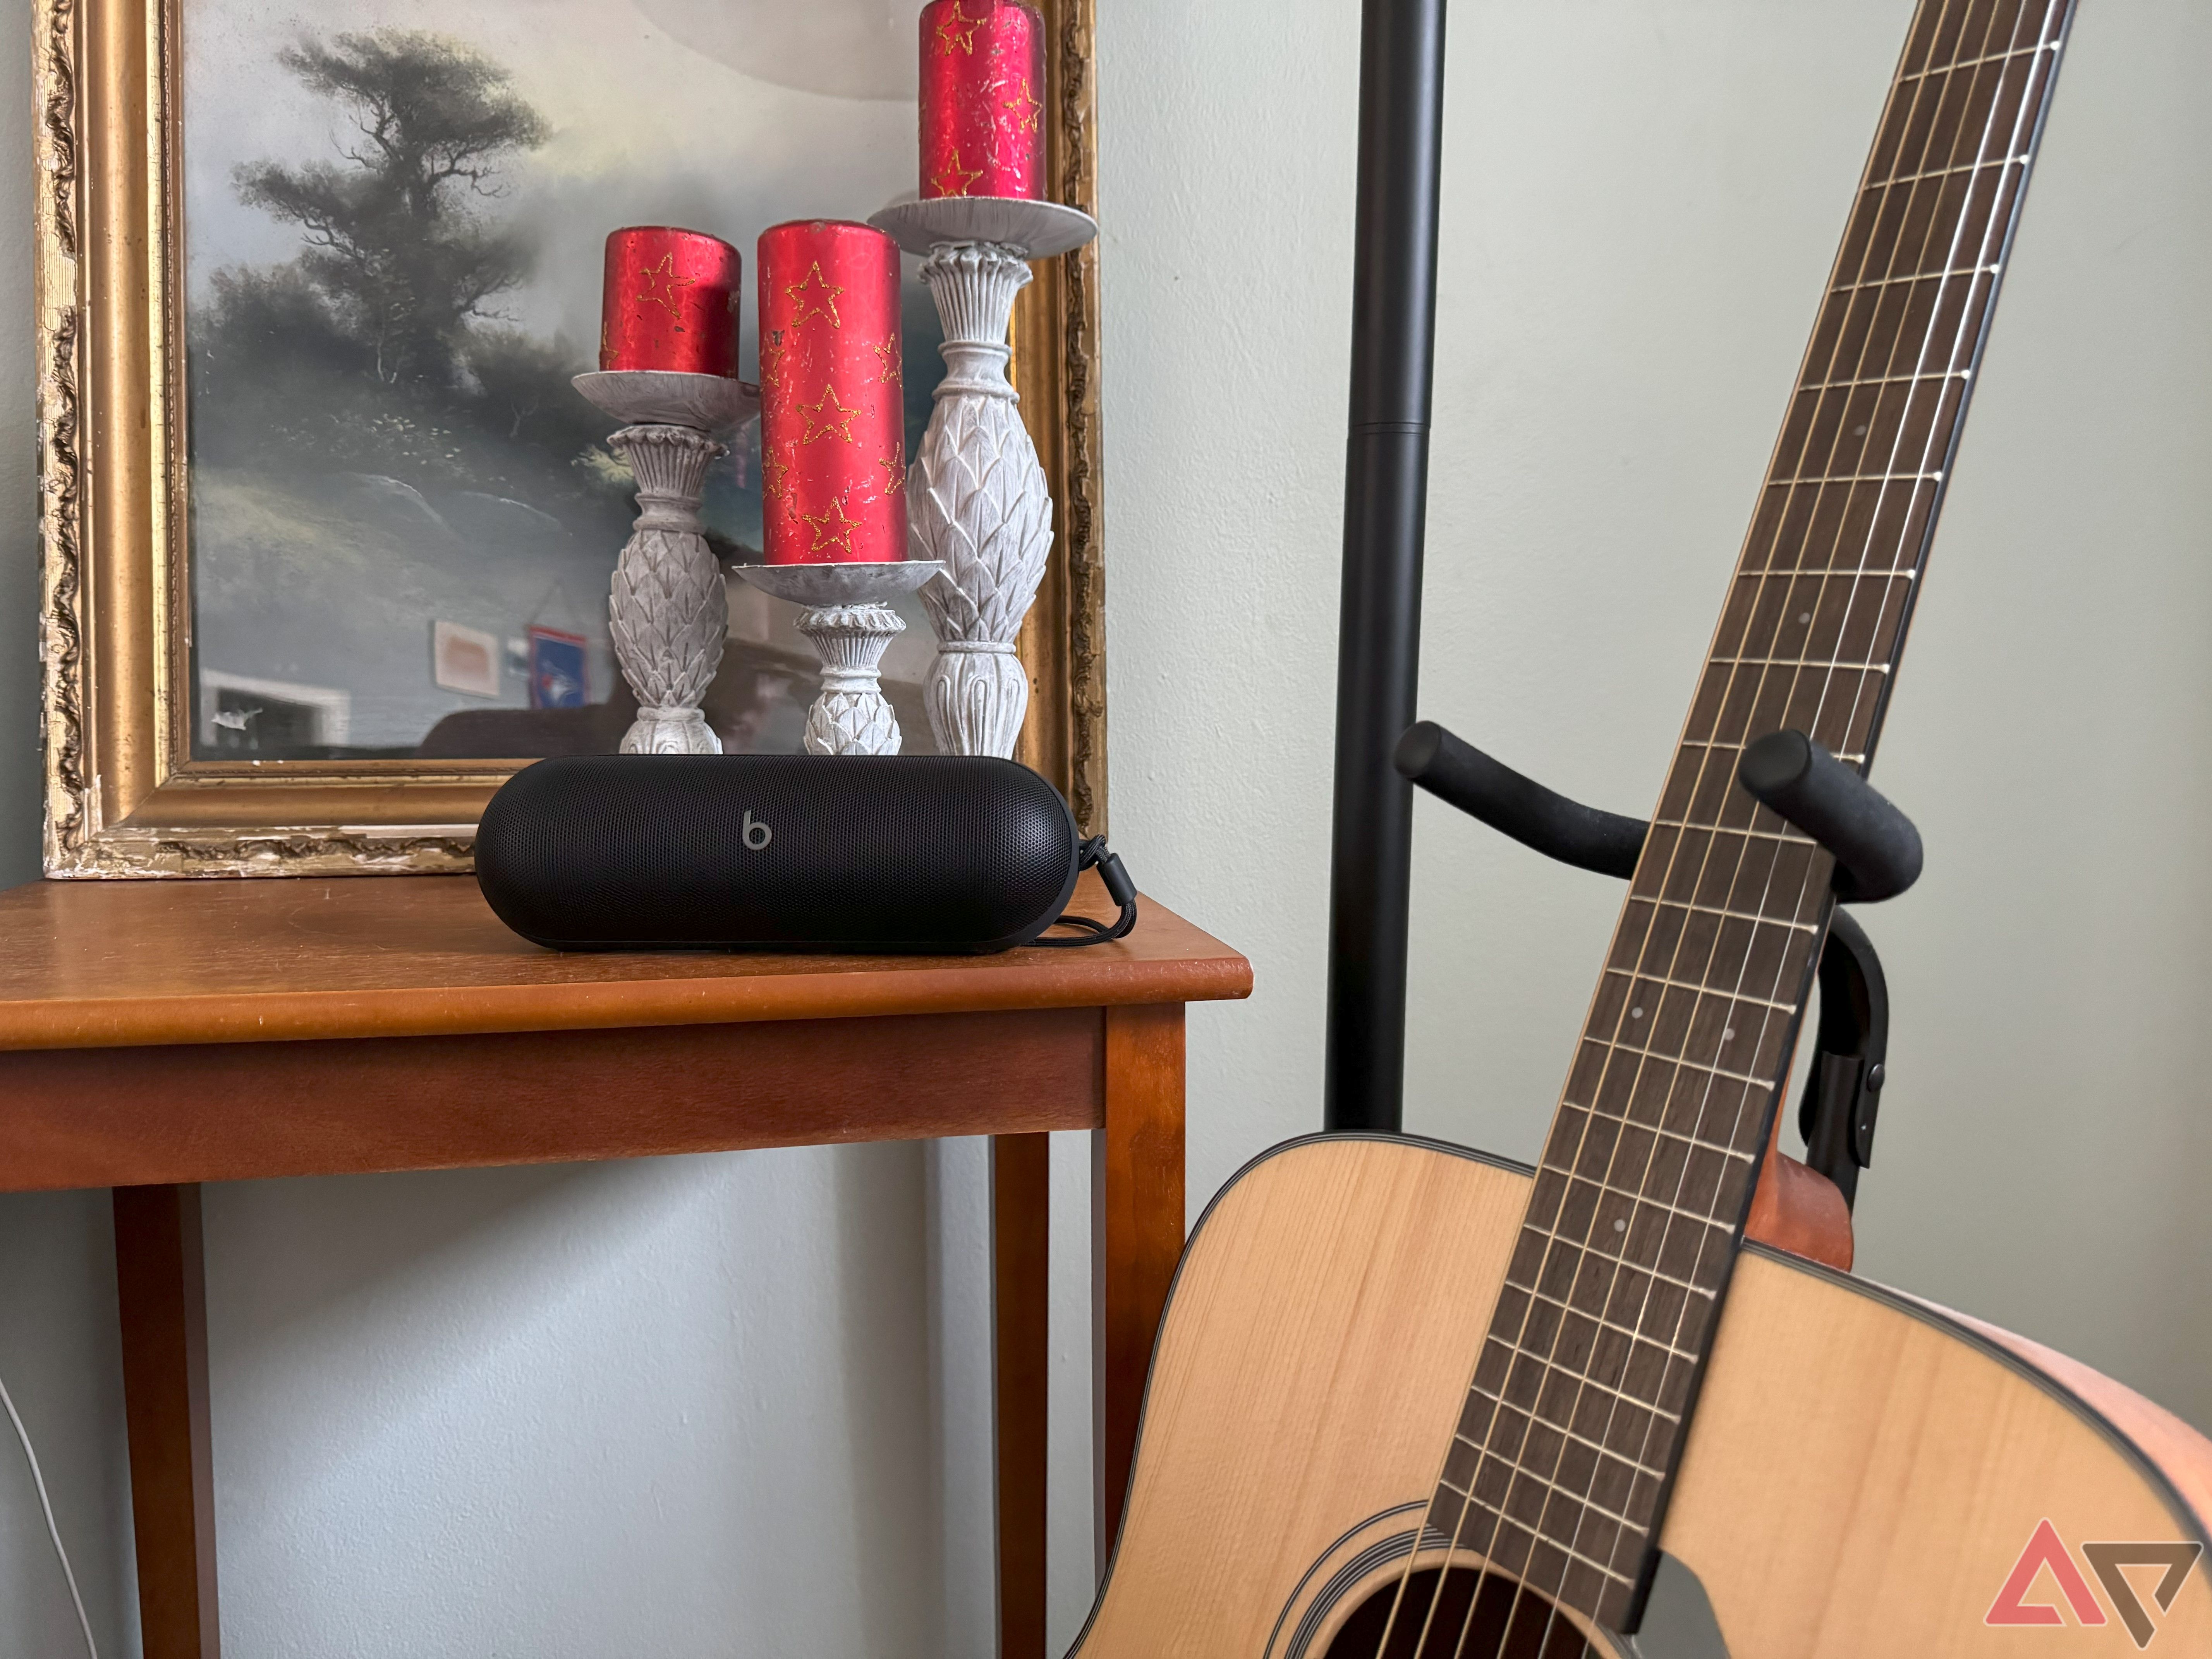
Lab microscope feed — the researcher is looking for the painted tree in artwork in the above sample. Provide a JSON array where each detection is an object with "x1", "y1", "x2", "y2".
[
  {"x1": 232, "y1": 30, "x2": 548, "y2": 387},
  {"x1": 193, "y1": 29, "x2": 613, "y2": 499}
]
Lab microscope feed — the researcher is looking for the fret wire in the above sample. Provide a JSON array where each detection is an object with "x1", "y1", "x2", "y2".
[
  {"x1": 1707, "y1": 654, "x2": 1889, "y2": 672},
  {"x1": 1509, "y1": 1276, "x2": 1709, "y2": 1369},
  {"x1": 1830, "y1": 263, "x2": 1997, "y2": 293},
  {"x1": 1457, "y1": 1380, "x2": 1671, "y2": 1487},
  {"x1": 1732, "y1": 566, "x2": 1917, "y2": 582},
  {"x1": 1461, "y1": 1382, "x2": 1680, "y2": 1490},
  {"x1": 1441, "y1": 1458, "x2": 1649, "y2": 1546},
  {"x1": 1898, "y1": 39, "x2": 2057, "y2": 83},
  {"x1": 1451, "y1": 1433, "x2": 1663, "y2": 1504},
  {"x1": 1865, "y1": 155, "x2": 2028, "y2": 190},
  {"x1": 1676, "y1": 738, "x2": 1870, "y2": 765},
  {"x1": 1643, "y1": 897, "x2": 1819, "y2": 934},
  {"x1": 1454, "y1": 1412, "x2": 1671, "y2": 1486},
  {"x1": 1437, "y1": 1486, "x2": 1639, "y2": 1588},
  {"x1": 1547, "y1": 1119, "x2": 1764, "y2": 1180},
  {"x1": 1580, "y1": 1184, "x2": 1740, "y2": 1250},
  {"x1": 1772, "y1": 469, "x2": 1942, "y2": 484},
  {"x1": 1645, "y1": 818, "x2": 1815, "y2": 847},
  {"x1": 1445, "y1": 1394, "x2": 1656, "y2": 1548},
  {"x1": 1462, "y1": 1383, "x2": 1676, "y2": 1486},
  {"x1": 1578, "y1": 1037, "x2": 1778, "y2": 1099},
  {"x1": 1601, "y1": 966, "x2": 1797, "y2": 1012},
  {"x1": 1800, "y1": 368, "x2": 1968, "y2": 392},
  {"x1": 1508, "y1": 1249, "x2": 1722, "y2": 1310},
  {"x1": 1522, "y1": 1168, "x2": 1743, "y2": 1274}
]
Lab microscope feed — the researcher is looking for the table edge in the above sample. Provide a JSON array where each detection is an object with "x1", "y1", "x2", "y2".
[{"x1": 0, "y1": 954, "x2": 1254, "y2": 1052}]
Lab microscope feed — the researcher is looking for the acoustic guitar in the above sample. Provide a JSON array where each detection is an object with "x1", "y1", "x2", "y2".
[{"x1": 1072, "y1": 2, "x2": 2212, "y2": 1654}]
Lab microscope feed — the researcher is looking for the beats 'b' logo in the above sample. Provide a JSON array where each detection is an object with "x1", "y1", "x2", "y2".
[
  {"x1": 742, "y1": 811, "x2": 772, "y2": 851},
  {"x1": 1987, "y1": 1518, "x2": 2203, "y2": 1648}
]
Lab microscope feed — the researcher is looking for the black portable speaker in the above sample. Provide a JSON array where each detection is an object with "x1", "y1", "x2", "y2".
[{"x1": 474, "y1": 754, "x2": 1085, "y2": 953}]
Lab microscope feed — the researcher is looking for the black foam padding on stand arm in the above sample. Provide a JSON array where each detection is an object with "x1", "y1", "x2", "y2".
[
  {"x1": 1394, "y1": 721, "x2": 1647, "y2": 880},
  {"x1": 1738, "y1": 730, "x2": 1923, "y2": 903}
]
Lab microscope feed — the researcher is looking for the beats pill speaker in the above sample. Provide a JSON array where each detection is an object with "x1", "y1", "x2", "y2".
[{"x1": 474, "y1": 754, "x2": 1137, "y2": 953}]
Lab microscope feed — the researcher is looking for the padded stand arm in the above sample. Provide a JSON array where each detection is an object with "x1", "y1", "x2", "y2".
[
  {"x1": 1396, "y1": 721, "x2": 1922, "y2": 905},
  {"x1": 1736, "y1": 730, "x2": 1923, "y2": 903},
  {"x1": 1393, "y1": 721, "x2": 1647, "y2": 880},
  {"x1": 1396, "y1": 718, "x2": 1910, "y2": 1218}
]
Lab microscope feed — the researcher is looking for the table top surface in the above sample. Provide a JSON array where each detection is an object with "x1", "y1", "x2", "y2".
[{"x1": 0, "y1": 874, "x2": 1250, "y2": 1051}]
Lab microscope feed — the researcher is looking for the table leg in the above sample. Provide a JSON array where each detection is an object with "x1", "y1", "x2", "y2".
[
  {"x1": 112, "y1": 1184, "x2": 220, "y2": 1659},
  {"x1": 992, "y1": 1132, "x2": 1050, "y2": 1659},
  {"x1": 1092, "y1": 1003, "x2": 1185, "y2": 1571}
]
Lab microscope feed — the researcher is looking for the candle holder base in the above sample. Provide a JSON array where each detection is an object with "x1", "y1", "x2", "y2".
[
  {"x1": 735, "y1": 562, "x2": 945, "y2": 757},
  {"x1": 575, "y1": 371, "x2": 762, "y2": 756},
  {"x1": 573, "y1": 370, "x2": 759, "y2": 432},
  {"x1": 868, "y1": 197, "x2": 1099, "y2": 260}
]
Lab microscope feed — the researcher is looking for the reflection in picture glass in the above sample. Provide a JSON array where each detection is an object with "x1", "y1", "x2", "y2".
[{"x1": 182, "y1": 0, "x2": 941, "y2": 760}]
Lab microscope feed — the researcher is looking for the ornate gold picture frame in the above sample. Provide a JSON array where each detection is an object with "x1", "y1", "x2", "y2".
[{"x1": 34, "y1": 0, "x2": 1105, "y2": 878}]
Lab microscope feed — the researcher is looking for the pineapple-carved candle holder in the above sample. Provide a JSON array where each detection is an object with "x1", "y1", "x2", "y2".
[
  {"x1": 869, "y1": 198, "x2": 1098, "y2": 757},
  {"x1": 734, "y1": 560, "x2": 945, "y2": 756},
  {"x1": 573, "y1": 369, "x2": 758, "y2": 754}
]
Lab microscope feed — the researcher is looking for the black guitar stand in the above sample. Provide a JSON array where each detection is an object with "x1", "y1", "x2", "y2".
[{"x1": 1394, "y1": 722, "x2": 1922, "y2": 1212}]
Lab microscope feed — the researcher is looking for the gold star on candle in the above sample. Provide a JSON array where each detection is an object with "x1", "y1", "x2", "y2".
[
  {"x1": 637, "y1": 253, "x2": 694, "y2": 319},
  {"x1": 934, "y1": 0, "x2": 987, "y2": 54},
  {"x1": 762, "y1": 450, "x2": 790, "y2": 505},
  {"x1": 759, "y1": 328, "x2": 789, "y2": 392},
  {"x1": 1003, "y1": 77, "x2": 1043, "y2": 137},
  {"x1": 804, "y1": 495, "x2": 860, "y2": 556},
  {"x1": 879, "y1": 452, "x2": 907, "y2": 495},
  {"x1": 800, "y1": 384, "x2": 859, "y2": 445},
  {"x1": 872, "y1": 337, "x2": 902, "y2": 385},
  {"x1": 785, "y1": 261, "x2": 845, "y2": 328},
  {"x1": 933, "y1": 149, "x2": 984, "y2": 198}
]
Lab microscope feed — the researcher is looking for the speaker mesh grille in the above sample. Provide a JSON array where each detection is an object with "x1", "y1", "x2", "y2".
[{"x1": 474, "y1": 755, "x2": 1081, "y2": 952}]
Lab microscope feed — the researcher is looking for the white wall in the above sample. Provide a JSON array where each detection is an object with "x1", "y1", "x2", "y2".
[{"x1": 2, "y1": 1, "x2": 2209, "y2": 1655}]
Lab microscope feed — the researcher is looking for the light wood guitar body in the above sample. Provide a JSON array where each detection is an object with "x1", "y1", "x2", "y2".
[{"x1": 1070, "y1": 1136, "x2": 2212, "y2": 1657}]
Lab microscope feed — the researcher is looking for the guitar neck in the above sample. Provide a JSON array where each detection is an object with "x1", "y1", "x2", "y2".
[{"x1": 1431, "y1": 0, "x2": 2077, "y2": 1633}]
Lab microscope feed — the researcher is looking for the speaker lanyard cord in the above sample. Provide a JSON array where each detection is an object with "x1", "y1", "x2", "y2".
[{"x1": 1034, "y1": 836, "x2": 1139, "y2": 947}]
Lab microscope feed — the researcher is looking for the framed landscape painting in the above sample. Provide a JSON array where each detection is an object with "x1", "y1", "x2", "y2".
[{"x1": 34, "y1": 0, "x2": 1104, "y2": 875}]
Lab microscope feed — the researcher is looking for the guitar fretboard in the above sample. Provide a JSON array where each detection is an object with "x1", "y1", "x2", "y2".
[{"x1": 1424, "y1": 0, "x2": 2075, "y2": 1635}]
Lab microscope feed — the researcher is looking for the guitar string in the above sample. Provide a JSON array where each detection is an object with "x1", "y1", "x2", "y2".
[
  {"x1": 1389, "y1": 5, "x2": 1976, "y2": 1645},
  {"x1": 1361, "y1": 4, "x2": 1977, "y2": 1654},
  {"x1": 1428, "y1": 2, "x2": 2013, "y2": 1650},
  {"x1": 1381, "y1": 0, "x2": 2048, "y2": 1647},
  {"x1": 1502, "y1": 6, "x2": 2060, "y2": 1654},
  {"x1": 1491, "y1": 11, "x2": 2043, "y2": 1651},
  {"x1": 1474, "y1": 7, "x2": 2013, "y2": 1647}
]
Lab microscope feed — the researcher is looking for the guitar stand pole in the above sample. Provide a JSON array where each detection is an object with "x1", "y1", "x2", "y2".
[
  {"x1": 1394, "y1": 719, "x2": 1917, "y2": 1210},
  {"x1": 1321, "y1": 0, "x2": 1451, "y2": 1136}
]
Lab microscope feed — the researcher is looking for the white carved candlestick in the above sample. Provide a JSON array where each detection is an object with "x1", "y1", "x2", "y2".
[
  {"x1": 573, "y1": 370, "x2": 757, "y2": 754},
  {"x1": 870, "y1": 198, "x2": 1099, "y2": 758},
  {"x1": 735, "y1": 560, "x2": 945, "y2": 757}
]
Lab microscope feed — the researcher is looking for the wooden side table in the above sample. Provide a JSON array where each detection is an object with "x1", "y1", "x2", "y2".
[{"x1": 0, "y1": 874, "x2": 1250, "y2": 1659}]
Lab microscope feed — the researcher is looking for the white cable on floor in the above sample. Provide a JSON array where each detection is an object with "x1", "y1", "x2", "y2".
[{"x1": 0, "y1": 1366, "x2": 99, "y2": 1659}]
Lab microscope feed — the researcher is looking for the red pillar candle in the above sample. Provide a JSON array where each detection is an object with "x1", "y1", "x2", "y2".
[
  {"x1": 757, "y1": 220, "x2": 907, "y2": 565},
  {"x1": 598, "y1": 227, "x2": 743, "y2": 376},
  {"x1": 919, "y1": 0, "x2": 1045, "y2": 201}
]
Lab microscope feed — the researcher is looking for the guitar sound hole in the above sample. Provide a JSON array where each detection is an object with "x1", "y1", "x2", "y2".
[{"x1": 1322, "y1": 1566, "x2": 1595, "y2": 1659}]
